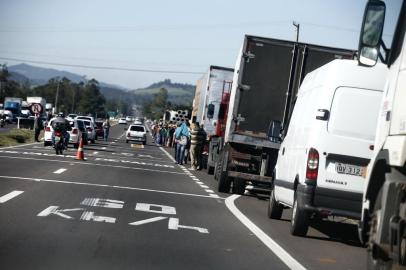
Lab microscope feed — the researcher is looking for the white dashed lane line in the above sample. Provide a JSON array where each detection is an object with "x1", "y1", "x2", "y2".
[
  {"x1": 0, "y1": 190, "x2": 24, "y2": 203},
  {"x1": 53, "y1": 168, "x2": 67, "y2": 174}
]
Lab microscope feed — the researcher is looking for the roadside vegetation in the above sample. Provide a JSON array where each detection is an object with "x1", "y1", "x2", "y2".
[{"x1": 0, "y1": 128, "x2": 35, "y2": 146}]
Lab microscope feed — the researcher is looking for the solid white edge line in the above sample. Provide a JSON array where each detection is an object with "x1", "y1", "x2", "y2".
[
  {"x1": 0, "y1": 142, "x2": 41, "y2": 150},
  {"x1": 0, "y1": 175, "x2": 225, "y2": 200},
  {"x1": 158, "y1": 145, "x2": 176, "y2": 163},
  {"x1": 225, "y1": 195, "x2": 307, "y2": 270},
  {"x1": 53, "y1": 168, "x2": 67, "y2": 174},
  {"x1": 0, "y1": 190, "x2": 24, "y2": 203}
]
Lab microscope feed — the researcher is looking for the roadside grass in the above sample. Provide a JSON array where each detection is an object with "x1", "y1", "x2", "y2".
[{"x1": 0, "y1": 129, "x2": 36, "y2": 146}]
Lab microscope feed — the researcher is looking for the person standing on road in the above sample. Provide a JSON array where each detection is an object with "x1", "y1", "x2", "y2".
[
  {"x1": 102, "y1": 118, "x2": 110, "y2": 142},
  {"x1": 33, "y1": 114, "x2": 43, "y2": 142},
  {"x1": 189, "y1": 122, "x2": 205, "y2": 170},
  {"x1": 175, "y1": 122, "x2": 189, "y2": 165}
]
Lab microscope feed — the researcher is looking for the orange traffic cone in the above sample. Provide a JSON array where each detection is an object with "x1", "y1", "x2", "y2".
[{"x1": 75, "y1": 136, "x2": 85, "y2": 160}]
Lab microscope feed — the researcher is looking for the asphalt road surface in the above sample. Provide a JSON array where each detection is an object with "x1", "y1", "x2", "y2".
[{"x1": 0, "y1": 124, "x2": 366, "y2": 270}]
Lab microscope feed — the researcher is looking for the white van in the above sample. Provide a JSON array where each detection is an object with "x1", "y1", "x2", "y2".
[{"x1": 269, "y1": 59, "x2": 388, "y2": 236}]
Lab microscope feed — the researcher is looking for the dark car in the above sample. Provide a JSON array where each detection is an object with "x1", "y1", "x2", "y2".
[{"x1": 95, "y1": 121, "x2": 104, "y2": 139}]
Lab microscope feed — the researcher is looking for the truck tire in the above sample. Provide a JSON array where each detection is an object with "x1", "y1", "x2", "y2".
[
  {"x1": 290, "y1": 193, "x2": 309, "y2": 236},
  {"x1": 218, "y1": 171, "x2": 231, "y2": 193},
  {"x1": 232, "y1": 178, "x2": 245, "y2": 195},
  {"x1": 268, "y1": 188, "x2": 283, "y2": 219},
  {"x1": 367, "y1": 188, "x2": 393, "y2": 270},
  {"x1": 207, "y1": 166, "x2": 214, "y2": 175}
]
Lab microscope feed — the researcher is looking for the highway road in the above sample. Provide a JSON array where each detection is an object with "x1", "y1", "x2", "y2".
[{"x1": 0, "y1": 124, "x2": 366, "y2": 270}]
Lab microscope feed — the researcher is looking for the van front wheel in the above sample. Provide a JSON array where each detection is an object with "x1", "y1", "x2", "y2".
[{"x1": 290, "y1": 194, "x2": 309, "y2": 236}]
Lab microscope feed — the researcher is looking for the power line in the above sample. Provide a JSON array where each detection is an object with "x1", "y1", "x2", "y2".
[{"x1": 0, "y1": 56, "x2": 205, "y2": 75}]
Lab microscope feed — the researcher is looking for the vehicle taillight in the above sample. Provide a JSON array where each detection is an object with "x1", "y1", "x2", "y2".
[
  {"x1": 72, "y1": 128, "x2": 78, "y2": 134},
  {"x1": 305, "y1": 148, "x2": 319, "y2": 184},
  {"x1": 45, "y1": 126, "x2": 51, "y2": 132},
  {"x1": 55, "y1": 131, "x2": 62, "y2": 136},
  {"x1": 127, "y1": 132, "x2": 130, "y2": 137}
]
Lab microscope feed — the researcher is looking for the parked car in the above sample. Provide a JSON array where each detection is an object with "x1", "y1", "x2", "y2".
[
  {"x1": 95, "y1": 121, "x2": 104, "y2": 139},
  {"x1": 44, "y1": 118, "x2": 57, "y2": 146},
  {"x1": 125, "y1": 116, "x2": 132, "y2": 122},
  {"x1": 133, "y1": 120, "x2": 143, "y2": 125},
  {"x1": 118, "y1": 118, "x2": 127, "y2": 125},
  {"x1": 76, "y1": 116, "x2": 95, "y2": 125},
  {"x1": 67, "y1": 120, "x2": 83, "y2": 148},
  {"x1": 66, "y1": 114, "x2": 78, "y2": 122},
  {"x1": 126, "y1": 124, "x2": 147, "y2": 145},
  {"x1": 76, "y1": 119, "x2": 88, "y2": 145},
  {"x1": 83, "y1": 120, "x2": 96, "y2": 144},
  {"x1": 270, "y1": 59, "x2": 388, "y2": 236}
]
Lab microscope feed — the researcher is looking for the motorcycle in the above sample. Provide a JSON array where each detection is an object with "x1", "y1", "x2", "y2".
[{"x1": 54, "y1": 131, "x2": 65, "y2": 155}]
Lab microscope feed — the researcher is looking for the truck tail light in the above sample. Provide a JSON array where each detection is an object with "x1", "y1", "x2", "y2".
[{"x1": 305, "y1": 148, "x2": 319, "y2": 184}]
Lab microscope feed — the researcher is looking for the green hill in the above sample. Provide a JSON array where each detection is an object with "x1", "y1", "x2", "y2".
[{"x1": 132, "y1": 79, "x2": 195, "y2": 105}]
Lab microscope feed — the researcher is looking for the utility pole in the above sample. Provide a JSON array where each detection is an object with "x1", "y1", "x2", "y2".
[
  {"x1": 293, "y1": 21, "x2": 300, "y2": 42},
  {"x1": 54, "y1": 78, "x2": 60, "y2": 114}
]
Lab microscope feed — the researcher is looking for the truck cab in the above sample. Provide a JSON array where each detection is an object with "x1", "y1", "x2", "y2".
[{"x1": 357, "y1": 0, "x2": 406, "y2": 268}]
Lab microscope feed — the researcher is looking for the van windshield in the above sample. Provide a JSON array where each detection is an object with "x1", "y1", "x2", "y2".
[{"x1": 328, "y1": 87, "x2": 382, "y2": 141}]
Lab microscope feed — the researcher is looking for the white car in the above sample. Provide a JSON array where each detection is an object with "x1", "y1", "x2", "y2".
[
  {"x1": 126, "y1": 124, "x2": 147, "y2": 145},
  {"x1": 270, "y1": 60, "x2": 387, "y2": 237},
  {"x1": 44, "y1": 117, "x2": 74, "y2": 147},
  {"x1": 67, "y1": 120, "x2": 83, "y2": 148},
  {"x1": 133, "y1": 120, "x2": 143, "y2": 125},
  {"x1": 66, "y1": 114, "x2": 78, "y2": 122},
  {"x1": 125, "y1": 116, "x2": 132, "y2": 122},
  {"x1": 76, "y1": 116, "x2": 95, "y2": 126},
  {"x1": 83, "y1": 120, "x2": 96, "y2": 143},
  {"x1": 118, "y1": 118, "x2": 127, "y2": 125}
]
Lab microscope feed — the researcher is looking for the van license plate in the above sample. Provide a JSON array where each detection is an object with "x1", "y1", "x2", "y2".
[{"x1": 335, "y1": 163, "x2": 364, "y2": 177}]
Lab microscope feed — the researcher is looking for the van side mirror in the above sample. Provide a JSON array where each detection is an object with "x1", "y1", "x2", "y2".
[
  {"x1": 207, "y1": 103, "x2": 215, "y2": 119},
  {"x1": 358, "y1": 0, "x2": 386, "y2": 66}
]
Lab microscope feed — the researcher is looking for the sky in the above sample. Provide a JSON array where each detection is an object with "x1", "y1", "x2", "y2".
[{"x1": 0, "y1": 0, "x2": 402, "y2": 90}]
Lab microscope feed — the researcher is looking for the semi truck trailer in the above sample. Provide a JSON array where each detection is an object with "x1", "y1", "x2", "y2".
[{"x1": 214, "y1": 35, "x2": 356, "y2": 194}]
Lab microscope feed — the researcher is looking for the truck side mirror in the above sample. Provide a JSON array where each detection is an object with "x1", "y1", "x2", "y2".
[
  {"x1": 358, "y1": 0, "x2": 386, "y2": 66},
  {"x1": 207, "y1": 103, "x2": 215, "y2": 119}
]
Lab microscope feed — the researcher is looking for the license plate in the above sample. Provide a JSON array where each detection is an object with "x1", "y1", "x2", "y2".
[
  {"x1": 335, "y1": 162, "x2": 365, "y2": 177},
  {"x1": 55, "y1": 136, "x2": 62, "y2": 142}
]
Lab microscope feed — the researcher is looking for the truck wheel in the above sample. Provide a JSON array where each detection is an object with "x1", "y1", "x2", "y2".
[
  {"x1": 207, "y1": 166, "x2": 214, "y2": 175},
  {"x1": 268, "y1": 188, "x2": 283, "y2": 219},
  {"x1": 290, "y1": 193, "x2": 309, "y2": 236},
  {"x1": 218, "y1": 171, "x2": 231, "y2": 193},
  {"x1": 367, "y1": 188, "x2": 393, "y2": 270},
  {"x1": 232, "y1": 178, "x2": 245, "y2": 195}
]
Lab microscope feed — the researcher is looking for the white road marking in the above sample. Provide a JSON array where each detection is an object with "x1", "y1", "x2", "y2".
[
  {"x1": 80, "y1": 211, "x2": 116, "y2": 223},
  {"x1": 205, "y1": 189, "x2": 214, "y2": 193},
  {"x1": 37, "y1": 206, "x2": 84, "y2": 219},
  {"x1": 0, "y1": 142, "x2": 41, "y2": 150},
  {"x1": 168, "y1": 218, "x2": 209, "y2": 234},
  {"x1": 53, "y1": 168, "x2": 67, "y2": 174},
  {"x1": 209, "y1": 194, "x2": 220, "y2": 198},
  {"x1": 0, "y1": 175, "x2": 225, "y2": 200},
  {"x1": 94, "y1": 157, "x2": 175, "y2": 168},
  {"x1": 0, "y1": 156, "x2": 184, "y2": 175},
  {"x1": 93, "y1": 151, "x2": 99, "y2": 155},
  {"x1": 225, "y1": 195, "x2": 307, "y2": 270},
  {"x1": 159, "y1": 146, "x2": 176, "y2": 162},
  {"x1": 0, "y1": 190, "x2": 24, "y2": 203},
  {"x1": 135, "y1": 203, "x2": 176, "y2": 215},
  {"x1": 102, "y1": 147, "x2": 106, "y2": 150},
  {"x1": 200, "y1": 185, "x2": 209, "y2": 189},
  {"x1": 129, "y1": 216, "x2": 167, "y2": 226},
  {"x1": 81, "y1": 198, "x2": 124, "y2": 209}
]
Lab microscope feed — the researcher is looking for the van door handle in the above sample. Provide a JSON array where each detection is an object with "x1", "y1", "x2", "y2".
[{"x1": 316, "y1": 109, "x2": 329, "y2": 121}]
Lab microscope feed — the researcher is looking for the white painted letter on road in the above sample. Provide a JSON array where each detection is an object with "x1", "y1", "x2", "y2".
[
  {"x1": 135, "y1": 203, "x2": 176, "y2": 215},
  {"x1": 80, "y1": 211, "x2": 116, "y2": 223},
  {"x1": 129, "y1": 216, "x2": 167, "y2": 226},
  {"x1": 81, "y1": 198, "x2": 124, "y2": 209},
  {"x1": 37, "y1": 206, "x2": 84, "y2": 219},
  {"x1": 168, "y1": 218, "x2": 209, "y2": 234}
]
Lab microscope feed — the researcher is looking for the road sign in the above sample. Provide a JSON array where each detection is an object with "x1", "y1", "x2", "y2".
[{"x1": 30, "y1": 103, "x2": 43, "y2": 115}]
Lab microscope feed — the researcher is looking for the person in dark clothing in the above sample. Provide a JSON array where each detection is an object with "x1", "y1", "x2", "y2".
[{"x1": 33, "y1": 114, "x2": 43, "y2": 142}]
